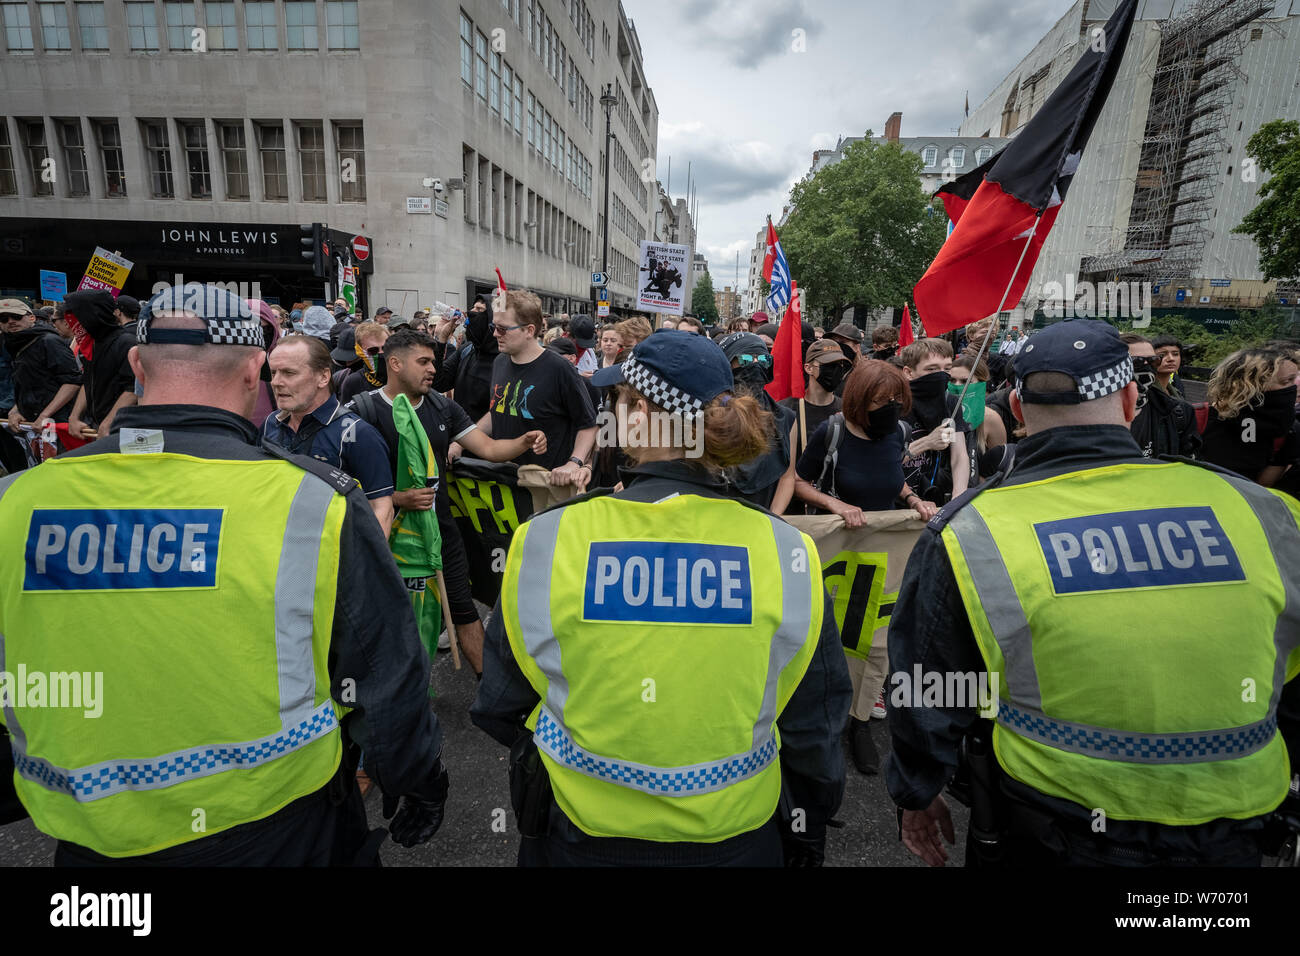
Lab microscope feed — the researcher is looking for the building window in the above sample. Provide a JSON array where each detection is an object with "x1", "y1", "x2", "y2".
[
  {"x1": 125, "y1": 1, "x2": 158, "y2": 50},
  {"x1": 164, "y1": 1, "x2": 196, "y2": 51},
  {"x1": 39, "y1": 2, "x2": 71, "y2": 50},
  {"x1": 57, "y1": 119, "x2": 89, "y2": 196},
  {"x1": 526, "y1": 92, "x2": 535, "y2": 147},
  {"x1": 296, "y1": 121, "x2": 325, "y2": 201},
  {"x1": 459, "y1": 12, "x2": 472, "y2": 86},
  {"x1": 94, "y1": 118, "x2": 125, "y2": 196},
  {"x1": 245, "y1": 1, "x2": 276, "y2": 49},
  {"x1": 255, "y1": 121, "x2": 287, "y2": 200},
  {"x1": 18, "y1": 120, "x2": 51, "y2": 196},
  {"x1": 285, "y1": 1, "x2": 316, "y2": 49},
  {"x1": 177, "y1": 121, "x2": 211, "y2": 198},
  {"x1": 335, "y1": 121, "x2": 365, "y2": 201},
  {"x1": 489, "y1": 49, "x2": 501, "y2": 113},
  {"x1": 0, "y1": 123, "x2": 16, "y2": 195},
  {"x1": 205, "y1": 0, "x2": 235, "y2": 50},
  {"x1": 975, "y1": 146, "x2": 993, "y2": 165},
  {"x1": 326, "y1": 0, "x2": 357, "y2": 49},
  {"x1": 216, "y1": 121, "x2": 249, "y2": 199},
  {"x1": 2, "y1": 3, "x2": 33, "y2": 51},
  {"x1": 502, "y1": 62, "x2": 512, "y2": 125},
  {"x1": 474, "y1": 30, "x2": 487, "y2": 101},
  {"x1": 76, "y1": 2, "x2": 107, "y2": 50},
  {"x1": 462, "y1": 146, "x2": 474, "y2": 223},
  {"x1": 140, "y1": 120, "x2": 174, "y2": 197},
  {"x1": 949, "y1": 146, "x2": 966, "y2": 169},
  {"x1": 921, "y1": 145, "x2": 937, "y2": 167},
  {"x1": 513, "y1": 75, "x2": 523, "y2": 133}
]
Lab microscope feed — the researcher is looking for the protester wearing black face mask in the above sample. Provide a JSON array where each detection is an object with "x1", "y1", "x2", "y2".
[
  {"x1": 1201, "y1": 346, "x2": 1300, "y2": 489},
  {"x1": 780, "y1": 340, "x2": 850, "y2": 501},
  {"x1": 720, "y1": 332, "x2": 797, "y2": 512},
  {"x1": 430, "y1": 294, "x2": 499, "y2": 422},
  {"x1": 899, "y1": 339, "x2": 972, "y2": 504},
  {"x1": 792, "y1": 360, "x2": 936, "y2": 776},
  {"x1": 1122, "y1": 334, "x2": 1201, "y2": 460}
]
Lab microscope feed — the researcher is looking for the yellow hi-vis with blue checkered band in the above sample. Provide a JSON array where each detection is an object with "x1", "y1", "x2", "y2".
[
  {"x1": 941, "y1": 461, "x2": 1300, "y2": 826},
  {"x1": 0, "y1": 452, "x2": 347, "y2": 858},
  {"x1": 501, "y1": 494, "x2": 823, "y2": 843}
]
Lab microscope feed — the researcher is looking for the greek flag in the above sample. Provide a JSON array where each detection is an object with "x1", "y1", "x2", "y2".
[{"x1": 762, "y1": 218, "x2": 792, "y2": 314}]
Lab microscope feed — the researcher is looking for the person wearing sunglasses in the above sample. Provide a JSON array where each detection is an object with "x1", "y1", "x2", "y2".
[
  {"x1": 1121, "y1": 333, "x2": 1200, "y2": 459},
  {"x1": 337, "y1": 322, "x2": 390, "y2": 404},
  {"x1": 476, "y1": 290, "x2": 597, "y2": 492}
]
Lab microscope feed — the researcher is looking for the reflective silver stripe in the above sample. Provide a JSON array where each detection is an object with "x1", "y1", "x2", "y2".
[
  {"x1": 754, "y1": 517, "x2": 816, "y2": 749},
  {"x1": 1215, "y1": 473, "x2": 1300, "y2": 712},
  {"x1": 998, "y1": 701, "x2": 1276, "y2": 764},
  {"x1": 275, "y1": 475, "x2": 335, "y2": 729},
  {"x1": 512, "y1": 510, "x2": 815, "y2": 795},
  {"x1": 0, "y1": 632, "x2": 27, "y2": 761},
  {"x1": 13, "y1": 700, "x2": 338, "y2": 803},
  {"x1": 947, "y1": 506, "x2": 1043, "y2": 710},
  {"x1": 515, "y1": 508, "x2": 569, "y2": 721},
  {"x1": 533, "y1": 705, "x2": 776, "y2": 796}
]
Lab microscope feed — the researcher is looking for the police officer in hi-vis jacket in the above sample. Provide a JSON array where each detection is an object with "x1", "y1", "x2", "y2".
[
  {"x1": 472, "y1": 330, "x2": 851, "y2": 867},
  {"x1": 888, "y1": 319, "x2": 1300, "y2": 867}
]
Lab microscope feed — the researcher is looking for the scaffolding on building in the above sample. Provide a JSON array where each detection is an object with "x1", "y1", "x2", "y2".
[{"x1": 1080, "y1": 0, "x2": 1274, "y2": 284}]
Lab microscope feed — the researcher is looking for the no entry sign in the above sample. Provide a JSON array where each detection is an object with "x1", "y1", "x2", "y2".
[{"x1": 352, "y1": 236, "x2": 369, "y2": 261}]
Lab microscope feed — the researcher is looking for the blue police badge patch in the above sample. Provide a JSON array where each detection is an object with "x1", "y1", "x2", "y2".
[
  {"x1": 1034, "y1": 506, "x2": 1245, "y2": 595},
  {"x1": 583, "y1": 541, "x2": 752, "y2": 624},
  {"x1": 25, "y1": 509, "x2": 224, "y2": 591}
]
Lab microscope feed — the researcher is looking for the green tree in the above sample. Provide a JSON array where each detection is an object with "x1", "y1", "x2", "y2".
[
  {"x1": 692, "y1": 270, "x2": 719, "y2": 323},
  {"x1": 1233, "y1": 119, "x2": 1300, "y2": 281},
  {"x1": 780, "y1": 135, "x2": 947, "y2": 321}
]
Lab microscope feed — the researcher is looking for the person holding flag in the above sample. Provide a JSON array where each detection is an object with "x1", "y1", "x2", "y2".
[{"x1": 388, "y1": 391, "x2": 444, "y2": 661}]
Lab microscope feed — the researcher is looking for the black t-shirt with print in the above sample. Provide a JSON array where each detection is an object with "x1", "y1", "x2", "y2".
[
  {"x1": 489, "y1": 349, "x2": 597, "y2": 470},
  {"x1": 349, "y1": 387, "x2": 476, "y2": 486}
]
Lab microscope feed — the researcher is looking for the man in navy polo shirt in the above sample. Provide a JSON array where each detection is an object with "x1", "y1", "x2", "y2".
[{"x1": 264, "y1": 334, "x2": 395, "y2": 534}]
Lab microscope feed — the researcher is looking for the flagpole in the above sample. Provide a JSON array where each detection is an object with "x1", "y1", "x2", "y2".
[{"x1": 952, "y1": 212, "x2": 1043, "y2": 420}]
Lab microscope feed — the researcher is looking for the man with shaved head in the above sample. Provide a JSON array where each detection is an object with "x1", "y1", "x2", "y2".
[{"x1": 0, "y1": 284, "x2": 450, "y2": 866}]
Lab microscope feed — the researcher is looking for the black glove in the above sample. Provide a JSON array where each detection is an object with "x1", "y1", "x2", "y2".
[{"x1": 383, "y1": 764, "x2": 450, "y2": 848}]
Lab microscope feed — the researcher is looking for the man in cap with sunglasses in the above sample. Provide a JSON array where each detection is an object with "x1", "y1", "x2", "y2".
[
  {"x1": 887, "y1": 319, "x2": 1300, "y2": 867},
  {"x1": 0, "y1": 283, "x2": 449, "y2": 865}
]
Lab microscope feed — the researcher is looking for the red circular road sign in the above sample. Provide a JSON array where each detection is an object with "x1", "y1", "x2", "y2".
[{"x1": 352, "y1": 236, "x2": 369, "y2": 261}]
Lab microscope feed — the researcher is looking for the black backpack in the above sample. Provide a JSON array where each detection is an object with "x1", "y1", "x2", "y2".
[{"x1": 815, "y1": 413, "x2": 911, "y2": 500}]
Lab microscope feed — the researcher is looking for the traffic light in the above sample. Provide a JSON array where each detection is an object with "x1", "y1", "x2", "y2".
[{"x1": 299, "y1": 223, "x2": 329, "y2": 278}]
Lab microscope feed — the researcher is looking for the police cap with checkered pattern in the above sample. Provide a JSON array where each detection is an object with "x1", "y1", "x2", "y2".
[
  {"x1": 137, "y1": 283, "x2": 265, "y2": 349},
  {"x1": 1014, "y1": 319, "x2": 1133, "y2": 406},
  {"x1": 591, "y1": 328, "x2": 734, "y2": 416}
]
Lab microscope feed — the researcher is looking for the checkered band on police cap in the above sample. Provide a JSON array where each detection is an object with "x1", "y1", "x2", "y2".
[
  {"x1": 1078, "y1": 355, "x2": 1134, "y2": 401},
  {"x1": 138, "y1": 283, "x2": 264, "y2": 349},
  {"x1": 621, "y1": 356, "x2": 705, "y2": 418}
]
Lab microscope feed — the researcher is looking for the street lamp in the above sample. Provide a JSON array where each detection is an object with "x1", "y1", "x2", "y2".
[{"x1": 597, "y1": 83, "x2": 619, "y2": 318}]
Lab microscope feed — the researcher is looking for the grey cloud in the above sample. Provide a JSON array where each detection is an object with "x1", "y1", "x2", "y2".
[{"x1": 678, "y1": 0, "x2": 826, "y2": 68}]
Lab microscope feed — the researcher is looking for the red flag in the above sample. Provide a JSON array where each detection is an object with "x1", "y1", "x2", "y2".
[
  {"x1": 765, "y1": 281, "x2": 805, "y2": 403},
  {"x1": 898, "y1": 303, "x2": 915, "y2": 348},
  {"x1": 912, "y1": 0, "x2": 1137, "y2": 335},
  {"x1": 493, "y1": 267, "x2": 508, "y2": 314}
]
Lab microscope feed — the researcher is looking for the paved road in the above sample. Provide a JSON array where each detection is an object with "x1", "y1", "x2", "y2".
[{"x1": 0, "y1": 647, "x2": 967, "y2": 867}]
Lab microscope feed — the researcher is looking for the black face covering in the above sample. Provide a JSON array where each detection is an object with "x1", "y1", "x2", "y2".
[
  {"x1": 865, "y1": 401, "x2": 902, "y2": 440},
  {"x1": 838, "y1": 341, "x2": 857, "y2": 363},
  {"x1": 815, "y1": 363, "x2": 849, "y2": 394},
  {"x1": 465, "y1": 300, "x2": 499, "y2": 355},
  {"x1": 1254, "y1": 385, "x2": 1298, "y2": 436},
  {"x1": 1132, "y1": 357, "x2": 1157, "y2": 411},
  {"x1": 732, "y1": 363, "x2": 773, "y2": 394},
  {"x1": 909, "y1": 370, "x2": 950, "y2": 429}
]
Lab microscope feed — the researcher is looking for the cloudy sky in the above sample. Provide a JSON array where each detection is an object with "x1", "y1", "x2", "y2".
[{"x1": 630, "y1": 0, "x2": 1078, "y2": 290}]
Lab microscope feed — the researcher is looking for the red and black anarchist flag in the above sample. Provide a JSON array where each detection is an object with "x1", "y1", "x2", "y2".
[{"x1": 914, "y1": 0, "x2": 1138, "y2": 335}]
